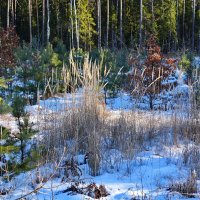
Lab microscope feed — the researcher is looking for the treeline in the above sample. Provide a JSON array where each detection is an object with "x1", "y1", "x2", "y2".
[{"x1": 0, "y1": 0, "x2": 200, "y2": 52}]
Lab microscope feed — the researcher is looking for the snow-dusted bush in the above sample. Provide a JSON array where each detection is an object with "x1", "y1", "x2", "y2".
[
  {"x1": 128, "y1": 35, "x2": 177, "y2": 110},
  {"x1": 183, "y1": 146, "x2": 200, "y2": 178},
  {"x1": 169, "y1": 170, "x2": 197, "y2": 198}
]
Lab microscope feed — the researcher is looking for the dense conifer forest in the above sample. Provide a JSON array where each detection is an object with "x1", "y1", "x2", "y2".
[{"x1": 0, "y1": 0, "x2": 199, "y2": 51}]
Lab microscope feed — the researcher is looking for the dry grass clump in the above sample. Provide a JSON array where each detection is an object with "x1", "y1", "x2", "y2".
[
  {"x1": 39, "y1": 92, "x2": 200, "y2": 179},
  {"x1": 40, "y1": 96, "x2": 104, "y2": 176},
  {"x1": 39, "y1": 57, "x2": 109, "y2": 176},
  {"x1": 41, "y1": 98, "x2": 168, "y2": 176},
  {"x1": 37, "y1": 55, "x2": 200, "y2": 178}
]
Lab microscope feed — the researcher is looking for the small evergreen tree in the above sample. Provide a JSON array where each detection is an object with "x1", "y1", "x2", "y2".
[
  {"x1": 180, "y1": 54, "x2": 193, "y2": 81},
  {"x1": 77, "y1": 0, "x2": 96, "y2": 50},
  {"x1": 0, "y1": 127, "x2": 19, "y2": 155},
  {"x1": 12, "y1": 96, "x2": 36, "y2": 163}
]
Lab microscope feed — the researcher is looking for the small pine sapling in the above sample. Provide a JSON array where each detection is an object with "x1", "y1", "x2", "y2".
[
  {"x1": 0, "y1": 126, "x2": 19, "y2": 181},
  {"x1": 11, "y1": 96, "x2": 36, "y2": 165}
]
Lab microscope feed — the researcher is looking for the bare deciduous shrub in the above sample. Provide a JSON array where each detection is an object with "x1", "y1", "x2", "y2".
[
  {"x1": 128, "y1": 35, "x2": 177, "y2": 110},
  {"x1": 62, "y1": 157, "x2": 82, "y2": 181},
  {"x1": 39, "y1": 57, "x2": 109, "y2": 176},
  {"x1": 182, "y1": 146, "x2": 200, "y2": 178},
  {"x1": 169, "y1": 170, "x2": 197, "y2": 198}
]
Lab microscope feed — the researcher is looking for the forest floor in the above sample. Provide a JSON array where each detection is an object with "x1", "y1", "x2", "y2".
[{"x1": 6, "y1": 145, "x2": 200, "y2": 200}]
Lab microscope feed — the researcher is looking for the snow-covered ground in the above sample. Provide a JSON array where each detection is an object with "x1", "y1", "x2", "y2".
[
  {"x1": 1, "y1": 68, "x2": 199, "y2": 199},
  {"x1": 1, "y1": 96, "x2": 199, "y2": 200},
  {"x1": 1, "y1": 142, "x2": 199, "y2": 200},
  {"x1": 1, "y1": 144, "x2": 199, "y2": 200}
]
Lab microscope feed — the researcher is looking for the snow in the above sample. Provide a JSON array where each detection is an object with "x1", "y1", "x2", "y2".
[
  {"x1": 24, "y1": 90, "x2": 135, "y2": 113},
  {"x1": 0, "y1": 68, "x2": 199, "y2": 199},
  {"x1": 1, "y1": 146, "x2": 199, "y2": 200},
  {"x1": 192, "y1": 57, "x2": 200, "y2": 68},
  {"x1": 7, "y1": 67, "x2": 189, "y2": 115},
  {"x1": 106, "y1": 92, "x2": 135, "y2": 110},
  {"x1": 0, "y1": 114, "x2": 18, "y2": 134},
  {"x1": 173, "y1": 84, "x2": 190, "y2": 97}
]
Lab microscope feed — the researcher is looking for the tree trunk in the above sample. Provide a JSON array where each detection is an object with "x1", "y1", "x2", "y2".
[
  {"x1": 36, "y1": 0, "x2": 40, "y2": 46},
  {"x1": 111, "y1": 0, "x2": 114, "y2": 48},
  {"x1": 56, "y1": 2, "x2": 60, "y2": 37},
  {"x1": 89, "y1": 23, "x2": 91, "y2": 51},
  {"x1": 14, "y1": 0, "x2": 16, "y2": 24},
  {"x1": 139, "y1": 0, "x2": 143, "y2": 52},
  {"x1": 42, "y1": 0, "x2": 45, "y2": 45},
  {"x1": 198, "y1": 3, "x2": 200, "y2": 53},
  {"x1": 70, "y1": 0, "x2": 74, "y2": 50},
  {"x1": 199, "y1": 31, "x2": 200, "y2": 53},
  {"x1": 11, "y1": 0, "x2": 14, "y2": 25},
  {"x1": 131, "y1": 27, "x2": 133, "y2": 48},
  {"x1": 176, "y1": 0, "x2": 179, "y2": 50},
  {"x1": 7, "y1": 0, "x2": 10, "y2": 28},
  {"x1": 20, "y1": 140, "x2": 25, "y2": 163},
  {"x1": 120, "y1": 0, "x2": 122, "y2": 49},
  {"x1": 29, "y1": 0, "x2": 32, "y2": 46},
  {"x1": 183, "y1": 0, "x2": 185, "y2": 52},
  {"x1": 98, "y1": 0, "x2": 101, "y2": 49},
  {"x1": 47, "y1": 0, "x2": 50, "y2": 44},
  {"x1": 151, "y1": 0, "x2": 154, "y2": 32},
  {"x1": 106, "y1": 0, "x2": 109, "y2": 48},
  {"x1": 192, "y1": 0, "x2": 196, "y2": 51},
  {"x1": 74, "y1": 0, "x2": 79, "y2": 49},
  {"x1": 149, "y1": 95, "x2": 153, "y2": 110},
  {"x1": 168, "y1": 31, "x2": 171, "y2": 52}
]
